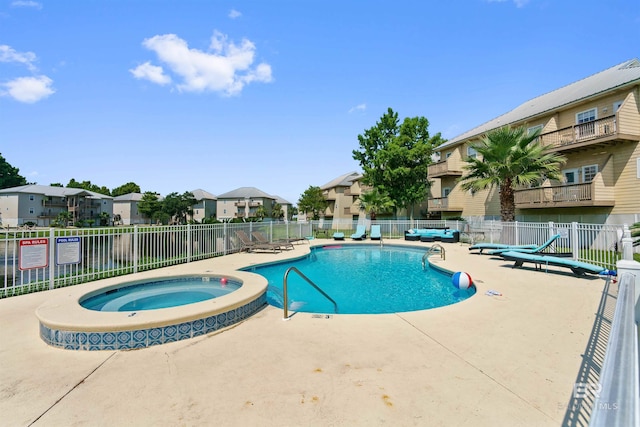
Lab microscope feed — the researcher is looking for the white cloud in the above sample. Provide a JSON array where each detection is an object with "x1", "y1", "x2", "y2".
[
  {"x1": 11, "y1": 0, "x2": 42, "y2": 9},
  {"x1": 129, "y1": 61, "x2": 171, "y2": 85},
  {"x1": 134, "y1": 31, "x2": 272, "y2": 96},
  {"x1": 229, "y1": 9, "x2": 241, "y2": 19},
  {"x1": 1, "y1": 75, "x2": 55, "y2": 103},
  {"x1": 349, "y1": 103, "x2": 367, "y2": 113},
  {"x1": 0, "y1": 44, "x2": 37, "y2": 71}
]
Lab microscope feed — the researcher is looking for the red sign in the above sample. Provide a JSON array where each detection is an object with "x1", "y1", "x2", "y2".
[{"x1": 19, "y1": 238, "x2": 49, "y2": 270}]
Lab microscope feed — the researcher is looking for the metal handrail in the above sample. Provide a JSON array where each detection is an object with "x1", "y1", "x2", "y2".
[
  {"x1": 589, "y1": 272, "x2": 639, "y2": 426},
  {"x1": 422, "y1": 244, "x2": 445, "y2": 269},
  {"x1": 282, "y1": 267, "x2": 338, "y2": 320}
]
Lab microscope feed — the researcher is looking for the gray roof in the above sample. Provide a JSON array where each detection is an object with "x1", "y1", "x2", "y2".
[
  {"x1": 271, "y1": 195, "x2": 292, "y2": 205},
  {"x1": 113, "y1": 192, "x2": 144, "y2": 202},
  {"x1": 190, "y1": 189, "x2": 217, "y2": 201},
  {"x1": 216, "y1": 187, "x2": 276, "y2": 200},
  {"x1": 0, "y1": 184, "x2": 113, "y2": 199},
  {"x1": 320, "y1": 171, "x2": 362, "y2": 190},
  {"x1": 439, "y1": 58, "x2": 640, "y2": 149}
]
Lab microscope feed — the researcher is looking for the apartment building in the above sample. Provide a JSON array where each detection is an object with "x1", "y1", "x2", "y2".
[
  {"x1": 0, "y1": 184, "x2": 113, "y2": 227},
  {"x1": 190, "y1": 189, "x2": 217, "y2": 223},
  {"x1": 320, "y1": 172, "x2": 367, "y2": 223},
  {"x1": 428, "y1": 58, "x2": 640, "y2": 225},
  {"x1": 216, "y1": 187, "x2": 289, "y2": 221}
]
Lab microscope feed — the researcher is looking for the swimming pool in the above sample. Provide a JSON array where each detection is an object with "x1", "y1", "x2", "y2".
[
  {"x1": 245, "y1": 244, "x2": 475, "y2": 314},
  {"x1": 80, "y1": 277, "x2": 242, "y2": 312}
]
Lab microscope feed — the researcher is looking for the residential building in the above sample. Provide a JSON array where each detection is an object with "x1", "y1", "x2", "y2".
[
  {"x1": 271, "y1": 195, "x2": 294, "y2": 221},
  {"x1": 216, "y1": 187, "x2": 276, "y2": 221},
  {"x1": 113, "y1": 193, "x2": 147, "y2": 225},
  {"x1": 190, "y1": 189, "x2": 217, "y2": 223},
  {"x1": 320, "y1": 172, "x2": 367, "y2": 224},
  {"x1": 0, "y1": 184, "x2": 113, "y2": 227},
  {"x1": 428, "y1": 58, "x2": 640, "y2": 225}
]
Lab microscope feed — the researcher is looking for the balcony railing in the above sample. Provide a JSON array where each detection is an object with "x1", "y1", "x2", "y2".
[
  {"x1": 427, "y1": 159, "x2": 464, "y2": 177},
  {"x1": 344, "y1": 189, "x2": 360, "y2": 196},
  {"x1": 538, "y1": 116, "x2": 616, "y2": 150},
  {"x1": 427, "y1": 197, "x2": 463, "y2": 211},
  {"x1": 514, "y1": 182, "x2": 614, "y2": 208}
]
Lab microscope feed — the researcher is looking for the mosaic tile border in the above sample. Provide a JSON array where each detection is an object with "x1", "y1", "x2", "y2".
[{"x1": 39, "y1": 293, "x2": 267, "y2": 351}]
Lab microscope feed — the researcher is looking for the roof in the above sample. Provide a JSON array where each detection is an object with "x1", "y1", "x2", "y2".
[
  {"x1": 271, "y1": 195, "x2": 293, "y2": 205},
  {"x1": 216, "y1": 187, "x2": 276, "y2": 200},
  {"x1": 0, "y1": 184, "x2": 113, "y2": 199},
  {"x1": 113, "y1": 193, "x2": 144, "y2": 202},
  {"x1": 438, "y1": 58, "x2": 640, "y2": 150},
  {"x1": 320, "y1": 171, "x2": 362, "y2": 190},
  {"x1": 190, "y1": 189, "x2": 217, "y2": 201}
]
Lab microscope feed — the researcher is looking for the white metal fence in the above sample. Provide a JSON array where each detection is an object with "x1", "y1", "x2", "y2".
[{"x1": 0, "y1": 219, "x2": 630, "y2": 298}]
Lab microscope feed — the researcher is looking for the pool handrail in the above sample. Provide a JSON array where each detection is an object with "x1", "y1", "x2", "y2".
[
  {"x1": 282, "y1": 267, "x2": 338, "y2": 320},
  {"x1": 589, "y1": 271, "x2": 639, "y2": 426},
  {"x1": 422, "y1": 244, "x2": 445, "y2": 269}
]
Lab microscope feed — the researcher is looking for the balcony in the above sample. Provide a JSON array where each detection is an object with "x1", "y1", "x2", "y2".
[
  {"x1": 514, "y1": 182, "x2": 615, "y2": 208},
  {"x1": 344, "y1": 188, "x2": 361, "y2": 196},
  {"x1": 538, "y1": 115, "x2": 638, "y2": 152},
  {"x1": 427, "y1": 158, "x2": 464, "y2": 178},
  {"x1": 427, "y1": 197, "x2": 463, "y2": 212},
  {"x1": 235, "y1": 201, "x2": 261, "y2": 207}
]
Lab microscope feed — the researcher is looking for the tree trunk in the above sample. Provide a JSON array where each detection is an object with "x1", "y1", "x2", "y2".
[{"x1": 500, "y1": 179, "x2": 516, "y2": 222}]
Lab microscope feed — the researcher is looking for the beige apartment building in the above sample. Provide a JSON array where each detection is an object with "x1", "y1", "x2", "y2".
[
  {"x1": 320, "y1": 172, "x2": 367, "y2": 223},
  {"x1": 428, "y1": 58, "x2": 640, "y2": 225},
  {"x1": 216, "y1": 187, "x2": 293, "y2": 221}
]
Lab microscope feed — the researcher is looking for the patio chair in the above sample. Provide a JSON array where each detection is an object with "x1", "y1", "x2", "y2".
[
  {"x1": 234, "y1": 230, "x2": 282, "y2": 253},
  {"x1": 485, "y1": 234, "x2": 562, "y2": 256},
  {"x1": 351, "y1": 225, "x2": 367, "y2": 240},
  {"x1": 469, "y1": 242, "x2": 538, "y2": 254},
  {"x1": 252, "y1": 231, "x2": 294, "y2": 250},
  {"x1": 370, "y1": 225, "x2": 381, "y2": 240},
  {"x1": 499, "y1": 251, "x2": 606, "y2": 276},
  {"x1": 333, "y1": 232, "x2": 345, "y2": 240}
]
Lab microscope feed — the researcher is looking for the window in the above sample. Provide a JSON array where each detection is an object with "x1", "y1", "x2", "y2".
[
  {"x1": 442, "y1": 188, "x2": 451, "y2": 198},
  {"x1": 582, "y1": 164, "x2": 598, "y2": 183},
  {"x1": 445, "y1": 152, "x2": 452, "y2": 159},
  {"x1": 576, "y1": 108, "x2": 597, "y2": 139},
  {"x1": 563, "y1": 168, "x2": 579, "y2": 184},
  {"x1": 527, "y1": 125, "x2": 543, "y2": 136},
  {"x1": 613, "y1": 101, "x2": 623, "y2": 113},
  {"x1": 29, "y1": 207, "x2": 34, "y2": 214},
  {"x1": 29, "y1": 195, "x2": 34, "y2": 201},
  {"x1": 466, "y1": 146, "x2": 477, "y2": 159}
]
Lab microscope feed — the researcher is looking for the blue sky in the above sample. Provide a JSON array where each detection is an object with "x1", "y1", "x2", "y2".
[{"x1": 1, "y1": 0, "x2": 639, "y2": 206}]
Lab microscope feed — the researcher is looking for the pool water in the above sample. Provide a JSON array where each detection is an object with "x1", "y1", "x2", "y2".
[
  {"x1": 245, "y1": 244, "x2": 475, "y2": 314},
  {"x1": 80, "y1": 277, "x2": 241, "y2": 312}
]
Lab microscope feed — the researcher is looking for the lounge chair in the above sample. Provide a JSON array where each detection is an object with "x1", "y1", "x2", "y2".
[
  {"x1": 251, "y1": 231, "x2": 294, "y2": 250},
  {"x1": 485, "y1": 234, "x2": 562, "y2": 256},
  {"x1": 469, "y1": 242, "x2": 538, "y2": 254},
  {"x1": 370, "y1": 225, "x2": 381, "y2": 240},
  {"x1": 499, "y1": 251, "x2": 606, "y2": 276},
  {"x1": 333, "y1": 232, "x2": 345, "y2": 240},
  {"x1": 235, "y1": 230, "x2": 281, "y2": 253},
  {"x1": 351, "y1": 225, "x2": 367, "y2": 240}
]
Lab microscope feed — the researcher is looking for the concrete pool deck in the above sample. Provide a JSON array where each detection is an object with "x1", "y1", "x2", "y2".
[{"x1": 0, "y1": 239, "x2": 614, "y2": 426}]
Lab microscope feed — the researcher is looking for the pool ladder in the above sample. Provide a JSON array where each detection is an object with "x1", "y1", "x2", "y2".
[
  {"x1": 282, "y1": 267, "x2": 338, "y2": 320},
  {"x1": 422, "y1": 244, "x2": 445, "y2": 270}
]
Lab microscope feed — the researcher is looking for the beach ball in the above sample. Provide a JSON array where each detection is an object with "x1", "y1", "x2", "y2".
[
  {"x1": 220, "y1": 277, "x2": 228, "y2": 286},
  {"x1": 452, "y1": 272, "x2": 473, "y2": 290}
]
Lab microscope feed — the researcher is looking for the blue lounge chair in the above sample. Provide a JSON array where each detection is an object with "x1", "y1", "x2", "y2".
[
  {"x1": 351, "y1": 225, "x2": 367, "y2": 240},
  {"x1": 333, "y1": 232, "x2": 345, "y2": 240},
  {"x1": 469, "y1": 242, "x2": 538, "y2": 254},
  {"x1": 486, "y1": 234, "x2": 562, "y2": 256},
  {"x1": 499, "y1": 251, "x2": 606, "y2": 276},
  {"x1": 370, "y1": 225, "x2": 381, "y2": 240}
]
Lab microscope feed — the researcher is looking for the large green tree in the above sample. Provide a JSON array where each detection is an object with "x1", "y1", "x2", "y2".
[
  {"x1": 66, "y1": 178, "x2": 111, "y2": 196},
  {"x1": 298, "y1": 186, "x2": 328, "y2": 220},
  {"x1": 112, "y1": 182, "x2": 141, "y2": 197},
  {"x1": 0, "y1": 153, "x2": 28, "y2": 189},
  {"x1": 352, "y1": 108, "x2": 444, "y2": 219},
  {"x1": 459, "y1": 126, "x2": 567, "y2": 222},
  {"x1": 138, "y1": 192, "x2": 163, "y2": 224},
  {"x1": 162, "y1": 191, "x2": 196, "y2": 225}
]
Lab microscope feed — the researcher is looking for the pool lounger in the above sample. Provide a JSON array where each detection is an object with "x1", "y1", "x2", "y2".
[
  {"x1": 469, "y1": 243, "x2": 538, "y2": 254},
  {"x1": 499, "y1": 251, "x2": 605, "y2": 276},
  {"x1": 333, "y1": 232, "x2": 345, "y2": 240}
]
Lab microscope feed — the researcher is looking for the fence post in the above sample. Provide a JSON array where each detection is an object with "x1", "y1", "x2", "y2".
[
  {"x1": 133, "y1": 225, "x2": 139, "y2": 274},
  {"x1": 223, "y1": 222, "x2": 228, "y2": 255},
  {"x1": 187, "y1": 223, "x2": 192, "y2": 263},
  {"x1": 48, "y1": 228, "x2": 55, "y2": 290},
  {"x1": 571, "y1": 222, "x2": 579, "y2": 260}
]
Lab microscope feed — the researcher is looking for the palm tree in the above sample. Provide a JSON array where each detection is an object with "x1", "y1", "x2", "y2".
[
  {"x1": 459, "y1": 126, "x2": 566, "y2": 222},
  {"x1": 358, "y1": 188, "x2": 395, "y2": 220}
]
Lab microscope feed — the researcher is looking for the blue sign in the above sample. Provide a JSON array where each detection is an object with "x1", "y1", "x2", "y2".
[{"x1": 56, "y1": 237, "x2": 81, "y2": 265}]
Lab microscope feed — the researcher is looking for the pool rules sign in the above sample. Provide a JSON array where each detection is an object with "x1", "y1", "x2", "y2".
[
  {"x1": 19, "y1": 238, "x2": 49, "y2": 270},
  {"x1": 56, "y1": 237, "x2": 81, "y2": 266}
]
